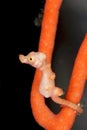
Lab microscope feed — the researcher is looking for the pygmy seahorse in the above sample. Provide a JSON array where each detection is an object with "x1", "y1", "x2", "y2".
[{"x1": 19, "y1": 51, "x2": 83, "y2": 114}]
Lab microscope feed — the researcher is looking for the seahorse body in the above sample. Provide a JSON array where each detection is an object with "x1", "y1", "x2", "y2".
[{"x1": 19, "y1": 51, "x2": 83, "y2": 114}]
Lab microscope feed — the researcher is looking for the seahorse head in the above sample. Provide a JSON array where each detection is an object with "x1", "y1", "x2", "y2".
[{"x1": 19, "y1": 51, "x2": 46, "y2": 69}]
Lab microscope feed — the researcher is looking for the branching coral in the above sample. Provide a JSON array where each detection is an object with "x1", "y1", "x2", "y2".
[{"x1": 19, "y1": 0, "x2": 87, "y2": 129}]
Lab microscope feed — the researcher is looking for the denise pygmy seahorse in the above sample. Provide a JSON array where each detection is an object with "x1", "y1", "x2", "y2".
[{"x1": 19, "y1": 51, "x2": 83, "y2": 114}]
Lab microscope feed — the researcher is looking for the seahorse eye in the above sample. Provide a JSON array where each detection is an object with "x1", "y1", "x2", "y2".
[
  {"x1": 28, "y1": 56, "x2": 34, "y2": 62},
  {"x1": 30, "y1": 57, "x2": 32, "y2": 60}
]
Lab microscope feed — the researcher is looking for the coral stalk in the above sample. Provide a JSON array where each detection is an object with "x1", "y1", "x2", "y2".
[
  {"x1": 19, "y1": 0, "x2": 87, "y2": 129},
  {"x1": 38, "y1": 0, "x2": 63, "y2": 62},
  {"x1": 30, "y1": 33, "x2": 87, "y2": 130},
  {"x1": 66, "y1": 34, "x2": 87, "y2": 103}
]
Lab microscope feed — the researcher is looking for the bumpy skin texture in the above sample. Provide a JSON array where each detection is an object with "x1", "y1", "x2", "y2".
[{"x1": 19, "y1": 51, "x2": 83, "y2": 114}]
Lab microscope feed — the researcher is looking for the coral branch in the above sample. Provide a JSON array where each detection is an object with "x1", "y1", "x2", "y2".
[
  {"x1": 30, "y1": 0, "x2": 87, "y2": 129},
  {"x1": 38, "y1": 0, "x2": 63, "y2": 62},
  {"x1": 19, "y1": 0, "x2": 87, "y2": 129},
  {"x1": 66, "y1": 34, "x2": 87, "y2": 103},
  {"x1": 30, "y1": 34, "x2": 87, "y2": 130}
]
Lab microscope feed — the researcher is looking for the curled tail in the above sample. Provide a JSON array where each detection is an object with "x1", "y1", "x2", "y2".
[{"x1": 51, "y1": 96, "x2": 83, "y2": 114}]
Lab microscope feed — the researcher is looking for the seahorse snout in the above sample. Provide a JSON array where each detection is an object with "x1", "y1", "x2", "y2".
[{"x1": 19, "y1": 54, "x2": 27, "y2": 63}]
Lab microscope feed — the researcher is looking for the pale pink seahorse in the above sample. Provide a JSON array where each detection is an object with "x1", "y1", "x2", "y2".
[{"x1": 19, "y1": 51, "x2": 83, "y2": 114}]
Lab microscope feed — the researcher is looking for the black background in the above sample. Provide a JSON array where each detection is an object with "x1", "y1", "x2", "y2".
[{"x1": 1, "y1": 0, "x2": 87, "y2": 129}]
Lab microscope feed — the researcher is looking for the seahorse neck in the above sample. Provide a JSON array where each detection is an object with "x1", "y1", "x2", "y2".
[{"x1": 39, "y1": 61, "x2": 47, "y2": 71}]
